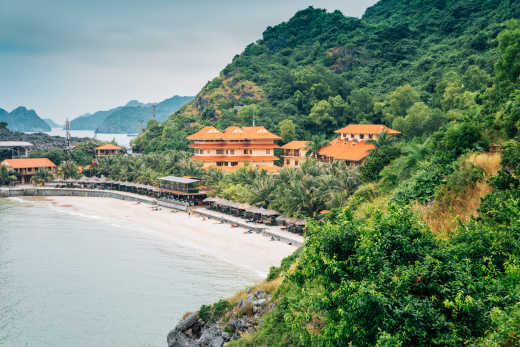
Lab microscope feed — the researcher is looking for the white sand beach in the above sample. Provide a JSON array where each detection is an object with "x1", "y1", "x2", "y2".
[{"x1": 16, "y1": 196, "x2": 298, "y2": 276}]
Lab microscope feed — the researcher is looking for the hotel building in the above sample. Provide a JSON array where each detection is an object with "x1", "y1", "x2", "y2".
[
  {"x1": 318, "y1": 124, "x2": 400, "y2": 165},
  {"x1": 1, "y1": 158, "x2": 56, "y2": 183},
  {"x1": 281, "y1": 141, "x2": 309, "y2": 168},
  {"x1": 95, "y1": 144, "x2": 122, "y2": 158},
  {"x1": 187, "y1": 126, "x2": 281, "y2": 172}
]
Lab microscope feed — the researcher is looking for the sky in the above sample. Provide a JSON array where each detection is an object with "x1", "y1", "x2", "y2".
[{"x1": 0, "y1": 0, "x2": 378, "y2": 123}]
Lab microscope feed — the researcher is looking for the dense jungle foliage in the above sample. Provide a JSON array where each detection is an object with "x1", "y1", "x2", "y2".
[
  {"x1": 223, "y1": 16, "x2": 520, "y2": 346},
  {"x1": 132, "y1": 0, "x2": 519, "y2": 153}
]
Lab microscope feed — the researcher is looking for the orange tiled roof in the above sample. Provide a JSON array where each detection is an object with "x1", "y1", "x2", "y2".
[
  {"x1": 189, "y1": 143, "x2": 280, "y2": 149},
  {"x1": 96, "y1": 144, "x2": 121, "y2": 150},
  {"x1": 335, "y1": 124, "x2": 401, "y2": 135},
  {"x1": 187, "y1": 126, "x2": 281, "y2": 141},
  {"x1": 318, "y1": 138, "x2": 375, "y2": 162},
  {"x1": 281, "y1": 140, "x2": 309, "y2": 150},
  {"x1": 186, "y1": 126, "x2": 224, "y2": 140},
  {"x1": 191, "y1": 155, "x2": 279, "y2": 162},
  {"x1": 2, "y1": 158, "x2": 56, "y2": 169}
]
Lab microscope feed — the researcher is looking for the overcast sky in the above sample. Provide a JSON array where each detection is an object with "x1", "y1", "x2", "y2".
[{"x1": 0, "y1": 0, "x2": 378, "y2": 123}]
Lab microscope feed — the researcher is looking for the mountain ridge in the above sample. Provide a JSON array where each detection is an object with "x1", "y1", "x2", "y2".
[
  {"x1": 0, "y1": 106, "x2": 51, "y2": 132},
  {"x1": 70, "y1": 95, "x2": 194, "y2": 133}
]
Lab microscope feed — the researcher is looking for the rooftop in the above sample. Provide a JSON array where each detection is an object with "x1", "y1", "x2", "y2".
[
  {"x1": 96, "y1": 144, "x2": 122, "y2": 150},
  {"x1": 187, "y1": 125, "x2": 281, "y2": 141},
  {"x1": 281, "y1": 140, "x2": 309, "y2": 150},
  {"x1": 318, "y1": 138, "x2": 375, "y2": 162},
  {"x1": 158, "y1": 176, "x2": 199, "y2": 184},
  {"x1": 335, "y1": 124, "x2": 401, "y2": 135},
  {"x1": 0, "y1": 141, "x2": 34, "y2": 147},
  {"x1": 2, "y1": 158, "x2": 56, "y2": 169}
]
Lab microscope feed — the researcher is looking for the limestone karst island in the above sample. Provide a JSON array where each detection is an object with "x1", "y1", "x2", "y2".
[{"x1": 1, "y1": 1, "x2": 520, "y2": 346}]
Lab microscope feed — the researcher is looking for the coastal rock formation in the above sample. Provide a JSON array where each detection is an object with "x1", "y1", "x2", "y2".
[{"x1": 167, "y1": 290, "x2": 272, "y2": 347}]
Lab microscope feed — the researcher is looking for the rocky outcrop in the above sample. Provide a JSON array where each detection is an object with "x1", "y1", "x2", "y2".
[{"x1": 167, "y1": 290, "x2": 272, "y2": 347}]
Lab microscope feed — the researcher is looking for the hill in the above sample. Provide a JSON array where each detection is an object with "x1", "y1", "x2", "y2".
[
  {"x1": 70, "y1": 95, "x2": 193, "y2": 133},
  {"x1": 43, "y1": 118, "x2": 62, "y2": 129},
  {"x1": 133, "y1": 0, "x2": 520, "y2": 153},
  {"x1": 0, "y1": 106, "x2": 51, "y2": 132}
]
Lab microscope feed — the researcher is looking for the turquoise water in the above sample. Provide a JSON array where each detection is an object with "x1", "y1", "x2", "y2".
[{"x1": 0, "y1": 199, "x2": 260, "y2": 346}]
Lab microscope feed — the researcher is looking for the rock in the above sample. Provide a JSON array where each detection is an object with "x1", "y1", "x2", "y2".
[
  {"x1": 237, "y1": 299, "x2": 245, "y2": 309},
  {"x1": 175, "y1": 313, "x2": 199, "y2": 333},
  {"x1": 197, "y1": 324, "x2": 224, "y2": 347},
  {"x1": 167, "y1": 330, "x2": 196, "y2": 347},
  {"x1": 252, "y1": 299, "x2": 267, "y2": 314}
]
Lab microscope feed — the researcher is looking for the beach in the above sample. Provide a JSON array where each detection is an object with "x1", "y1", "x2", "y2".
[{"x1": 16, "y1": 196, "x2": 297, "y2": 276}]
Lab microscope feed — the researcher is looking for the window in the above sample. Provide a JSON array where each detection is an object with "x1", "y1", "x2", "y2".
[
  {"x1": 368, "y1": 134, "x2": 373, "y2": 139},
  {"x1": 360, "y1": 134, "x2": 365, "y2": 139},
  {"x1": 294, "y1": 150, "x2": 300, "y2": 156},
  {"x1": 217, "y1": 162, "x2": 224, "y2": 167},
  {"x1": 229, "y1": 150, "x2": 235, "y2": 155},
  {"x1": 216, "y1": 149, "x2": 224, "y2": 155},
  {"x1": 244, "y1": 149, "x2": 248, "y2": 154},
  {"x1": 295, "y1": 161, "x2": 299, "y2": 166},
  {"x1": 231, "y1": 162, "x2": 238, "y2": 167},
  {"x1": 286, "y1": 160, "x2": 290, "y2": 165},
  {"x1": 266, "y1": 149, "x2": 270, "y2": 155}
]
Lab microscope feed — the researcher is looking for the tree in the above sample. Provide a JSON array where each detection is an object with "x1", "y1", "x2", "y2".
[
  {"x1": 309, "y1": 100, "x2": 336, "y2": 130},
  {"x1": 59, "y1": 160, "x2": 81, "y2": 179},
  {"x1": 237, "y1": 104, "x2": 259, "y2": 126},
  {"x1": 306, "y1": 134, "x2": 329, "y2": 159},
  {"x1": 386, "y1": 84, "x2": 420, "y2": 121},
  {"x1": 366, "y1": 131, "x2": 398, "y2": 149},
  {"x1": 33, "y1": 168, "x2": 53, "y2": 183},
  {"x1": 279, "y1": 119, "x2": 296, "y2": 142},
  {"x1": 495, "y1": 19, "x2": 520, "y2": 94},
  {"x1": 0, "y1": 165, "x2": 16, "y2": 185},
  {"x1": 349, "y1": 88, "x2": 374, "y2": 122},
  {"x1": 463, "y1": 65, "x2": 491, "y2": 91}
]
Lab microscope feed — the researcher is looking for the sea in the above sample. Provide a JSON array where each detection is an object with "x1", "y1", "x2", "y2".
[
  {"x1": 0, "y1": 198, "x2": 260, "y2": 347},
  {"x1": 45, "y1": 129, "x2": 134, "y2": 148}
]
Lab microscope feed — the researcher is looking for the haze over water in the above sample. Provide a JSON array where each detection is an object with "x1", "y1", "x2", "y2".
[{"x1": 0, "y1": 199, "x2": 260, "y2": 346}]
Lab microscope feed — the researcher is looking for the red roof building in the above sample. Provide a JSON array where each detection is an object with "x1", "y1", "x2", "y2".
[
  {"x1": 95, "y1": 144, "x2": 122, "y2": 157},
  {"x1": 187, "y1": 126, "x2": 282, "y2": 172},
  {"x1": 1, "y1": 158, "x2": 56, "y2": 183},
  {"x1": 281, "y1": 141, "x2": 309, "y2": 168},
  {"x1": 318, "y1": 124, "x2": 400, "y2": 165}
]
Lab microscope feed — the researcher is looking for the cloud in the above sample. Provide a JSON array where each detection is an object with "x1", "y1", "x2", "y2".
[{"x1": 0, "y1": 0, "x2": 378, "y2": 122}]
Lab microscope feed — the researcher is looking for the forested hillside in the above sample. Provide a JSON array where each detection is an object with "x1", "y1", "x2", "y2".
[{"x1": 133, "y1": 0, "x2": 519, "y2": 153}]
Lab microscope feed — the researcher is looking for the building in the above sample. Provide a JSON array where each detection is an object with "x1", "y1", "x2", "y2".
[
  {"x1": 157, "y1": 176, "x2": 207, "y2": 203},
  {"x1": 187, "y1": 126, "x2": 281, "y2": 172},
  {"x1": 95, "y1": 144, "x2": 122, "y2": 157},
  {"x1": 1, "y1": 158, "x2": 56, "y2": 183},
  {"x1": 281, "y1": 141, "x2": 309, "y2": 168},
  {"x1": 0, "y1": 141, "x2": 34, "y2": 160},
  {"x1": 318, "y1": 124, "x2": 400, "y2": 165}
]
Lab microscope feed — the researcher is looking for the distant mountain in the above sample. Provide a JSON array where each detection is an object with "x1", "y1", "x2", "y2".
[
  {"x1": 43, "y1": 118, "x2": 62, "y2": 129},
  {"x1": 70, "y1": 95, "x2": 194, "y2": 133},
  {"x1": 0, "y1": 106, "x2": 51, "y2": 132}
]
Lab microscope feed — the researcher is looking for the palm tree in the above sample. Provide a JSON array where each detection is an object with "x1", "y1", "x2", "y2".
[
  {"x1": 306, "y1": 134, "x2": 329, "y2": 159},
  {"x1": 0, "y1": 166, "x2": 17, "y2": 186},
  {"x1": 59, "y1": 160, "x2": 81, "y2": 179},
  {"x1": 366, "y1": 131, "x2": 397, "y2": 149},
  {"x1": 33, "y1": 168, "x2": 54, "y2": 184}
]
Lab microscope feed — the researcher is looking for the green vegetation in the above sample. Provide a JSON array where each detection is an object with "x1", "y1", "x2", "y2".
[
  {"x1": 224, "y1": 15, "x2": 520, "y2": 346},
  {"x1": 0, "y1": 165, "x2": 16, "y2": 185},
  {"x1": 134, "y1": 0, "x2": 519, "y2": 153}
]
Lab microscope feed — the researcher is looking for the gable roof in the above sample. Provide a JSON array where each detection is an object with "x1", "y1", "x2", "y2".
[
  {"x1": 281, "y1": 140, "x2": 309, "y2": 150},
  {"x1": 186, "y1": 126, "x2": 281, "y2": 141},
  {"x1": 318, "y1": 138, "x2": 375, "y2": 162},
  {"x1": 186, "y1": 126, "x2": 224, "y2": 140},
  {"x1": 335, "y1": 124, "x2": 401, "y2": 135},
  {"x1": 2, "y1": 158, "x2": 56, "y2": 169},
  {"x1": 96, "y1": 144, "x2": 121, "y2": 150}
]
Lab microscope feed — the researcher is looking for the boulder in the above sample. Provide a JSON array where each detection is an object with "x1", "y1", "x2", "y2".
[{"x1": 197, "y1": 324, "x2": 224, "y2": 347}]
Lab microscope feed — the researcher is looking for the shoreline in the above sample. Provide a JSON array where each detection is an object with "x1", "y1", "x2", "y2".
[{"x1": 10, "y1": 196, "x2": 297, "y2": 277}]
